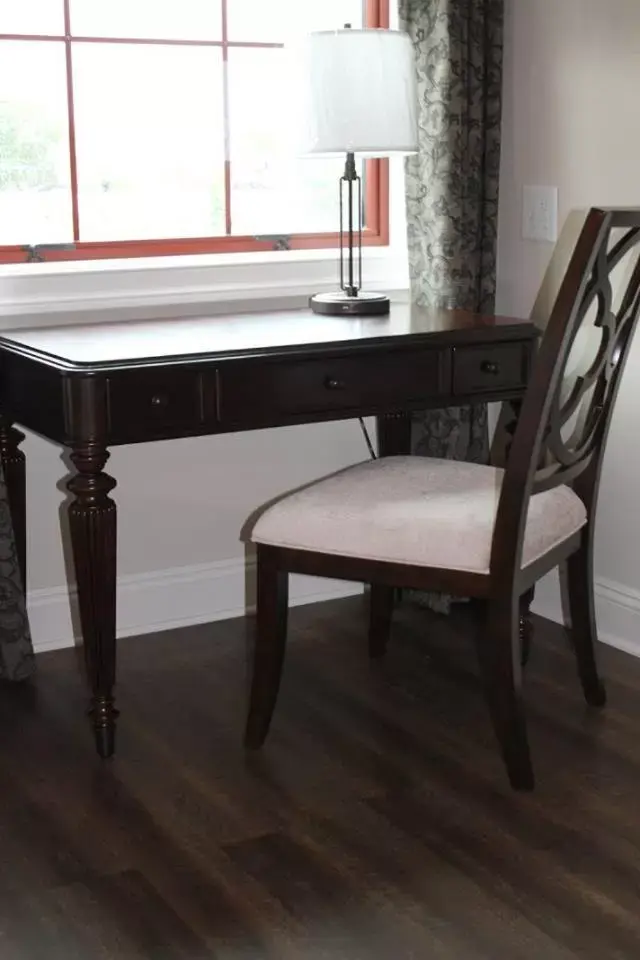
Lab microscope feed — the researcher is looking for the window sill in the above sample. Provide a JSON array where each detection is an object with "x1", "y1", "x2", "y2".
[{"x1": 0, "y1": 245, "x2": 410, "y2": 328}]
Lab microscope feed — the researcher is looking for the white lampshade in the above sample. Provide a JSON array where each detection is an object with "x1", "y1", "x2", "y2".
[{"x1": 297, "y1": 28, "x2": 418, "y2": 158}]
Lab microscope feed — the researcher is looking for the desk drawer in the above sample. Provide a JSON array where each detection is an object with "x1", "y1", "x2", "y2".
[
  {"x1": 107, "y1": 369, "x2": 202, "y2": 439},
  {"x1": 217, "y1": 349, "x2": 446, "y2": 426},
  {"x1": 452, "y1": 343, "x2": 528, "y2": 396}
]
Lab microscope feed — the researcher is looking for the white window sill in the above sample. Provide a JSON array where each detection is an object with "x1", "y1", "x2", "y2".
[{"x1": 0, "y1": 245, "x2": 410, "y2": 329}]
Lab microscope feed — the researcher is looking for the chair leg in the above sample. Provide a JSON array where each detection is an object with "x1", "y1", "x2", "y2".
[
  {"x1": 244, "y1": 548, "x2": 289, "y2": 749},
  {"x1": 566, "y1": 543, "x2": 606, "y2": 707},
  {"x1": 475, "y1": 599, "x2": 535, "y2": 791},
  {"x1": 368, "y1": 584, "x2": 395, "y2": 658}
]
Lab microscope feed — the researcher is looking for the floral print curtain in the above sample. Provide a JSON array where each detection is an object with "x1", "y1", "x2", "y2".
[
  {"x1": 0, "y1": 470, "x2": 34, "y2": 680},
  {"x1": 399, "y1": 0, "x2": 504, "y2": 611}
]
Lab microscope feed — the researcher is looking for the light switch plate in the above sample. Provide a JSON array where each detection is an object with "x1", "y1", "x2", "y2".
[{"x1": 522, "y1": 185, "x2": 558, "y2": 242}]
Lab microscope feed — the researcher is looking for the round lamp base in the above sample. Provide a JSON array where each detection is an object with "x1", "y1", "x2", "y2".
[{"x1": 309, "y1": 291, "x2": 390, "y2": 317}]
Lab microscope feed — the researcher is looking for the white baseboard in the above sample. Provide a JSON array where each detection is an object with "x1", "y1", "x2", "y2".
[
  {"x1": 28, "y1": 559, "x2": 640, "y2": 661},
  {"x1": 531, "y1": 570, "x2": 640, "y2": 659},
  {"x1": 27, "y1": 558, "x2": 363, "y2": 654}
]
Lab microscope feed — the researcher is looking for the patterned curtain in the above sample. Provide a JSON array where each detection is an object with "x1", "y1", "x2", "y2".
[
  {"x1": 0, "y1": 473, "x2": 34, "y2": 681},
  {"x1": 399, "y1": 0, "x2": 504, "y2": 612}
]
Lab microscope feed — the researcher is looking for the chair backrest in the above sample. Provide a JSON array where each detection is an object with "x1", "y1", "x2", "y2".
[{"x1": 491, "y1": 208, "x2": 640, "y2": 578}]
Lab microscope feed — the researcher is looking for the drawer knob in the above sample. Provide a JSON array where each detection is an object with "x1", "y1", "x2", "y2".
[
  {"x1": 480, "y1": 360, "x2": 500, "y2": 375},
  {"x1": 324, "y1": 377, "x2": 345, "y2": 390},
  {"x1": 150, "y1": 393, "x2": 168, "y2": 407}
]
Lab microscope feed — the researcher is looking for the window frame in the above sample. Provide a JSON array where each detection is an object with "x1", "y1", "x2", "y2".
[{"x1": 0, "y1": 0, "x2": 390, "y2": 265}]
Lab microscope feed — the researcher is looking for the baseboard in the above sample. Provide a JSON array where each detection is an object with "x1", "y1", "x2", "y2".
[
  {"x1": 27, "y1": 558, "x2": 363, "y2": 654},
  {"x1": 531, "y1": 571, "x2": 640, "y2": 659},
  {"x1": 30, "y1": 559, "x2": 640, "y2": 661}
]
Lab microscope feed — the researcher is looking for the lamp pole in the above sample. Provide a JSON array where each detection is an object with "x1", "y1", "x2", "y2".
[{"x1": 342, "y1": 152, "x2": 357, "y2": 297}]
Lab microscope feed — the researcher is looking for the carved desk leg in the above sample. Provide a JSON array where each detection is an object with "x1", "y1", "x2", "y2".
[
  {"x1": 0, "y1": 416, "x2": 27, "y2": 596},
  {"x1": 67, "y1": 441, "x2": 118, "y2": 758}
]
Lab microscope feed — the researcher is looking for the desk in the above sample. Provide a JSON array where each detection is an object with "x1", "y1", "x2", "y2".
[{"x1": 0, "y1": 304, "x2": 536, "y2": 756}]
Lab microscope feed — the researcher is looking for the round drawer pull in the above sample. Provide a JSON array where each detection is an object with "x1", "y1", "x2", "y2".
[
  {"x1": 324, "y1": 377, "x2": 345, "y2": 391},
  {"x1": 480, "y1": 360, "x2": 500, "y2": 375},
  {"x1": 150, "y1": 393, "x2": 168, "y2": 407}
]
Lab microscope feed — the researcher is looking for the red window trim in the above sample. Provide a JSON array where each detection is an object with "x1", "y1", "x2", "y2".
[{"x1": 0, "y1": 0, "x2": 390, "y2": 265}]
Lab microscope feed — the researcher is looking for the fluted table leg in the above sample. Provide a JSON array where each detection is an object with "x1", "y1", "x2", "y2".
[{"x1": 67, "y1": 441, "x2": 118, "y2": 758}]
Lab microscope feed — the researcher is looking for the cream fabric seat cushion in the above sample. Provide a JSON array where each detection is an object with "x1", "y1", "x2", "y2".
[{"x1": 251, "y1": 456, "x2": 587, "y2": 574}]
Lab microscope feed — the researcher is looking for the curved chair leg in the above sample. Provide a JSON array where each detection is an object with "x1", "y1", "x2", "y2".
[
  {"x1": 368, "y1": 584, "x2": 395, "y2": 658},
  {"x1": 475, "y1": 599, "x2": 535, "y2": 791},
  {"x1": 244, "y1": 547, "x2": 289, "y2": 749},
  {"x1": 566, "y1": 541, "x2": 606, "y2": 707}
]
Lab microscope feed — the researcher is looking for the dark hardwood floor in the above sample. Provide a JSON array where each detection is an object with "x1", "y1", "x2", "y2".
[{"x1": 2, "y1": 597, "x2": 640, "y2": 959}]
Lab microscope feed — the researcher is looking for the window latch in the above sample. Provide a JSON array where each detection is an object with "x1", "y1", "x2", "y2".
[
  {"x1": 253, "y1": 235, "x2": 292, "y2": 252},
  {"x1": 24, "y1": 243, "x2": 76, "y2": 263}
]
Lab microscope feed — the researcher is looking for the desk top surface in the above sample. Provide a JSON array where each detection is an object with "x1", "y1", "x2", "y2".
[{"x1": 0, "y1": 304, "x2": 536, "y2": 372}]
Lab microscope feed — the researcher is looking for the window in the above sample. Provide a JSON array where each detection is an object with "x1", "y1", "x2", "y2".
[{"x1": 0, "y1": 1, "x2": 389, "y2": 264}]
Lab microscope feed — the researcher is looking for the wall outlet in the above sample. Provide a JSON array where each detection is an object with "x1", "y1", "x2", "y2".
[{"x1": 522, "y1": 185, "x2": 558, "y2": 242}]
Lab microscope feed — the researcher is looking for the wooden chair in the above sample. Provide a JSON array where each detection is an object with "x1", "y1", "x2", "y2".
[{"x1": 244, "y1": 208, "x2": 640, "y2": 790}]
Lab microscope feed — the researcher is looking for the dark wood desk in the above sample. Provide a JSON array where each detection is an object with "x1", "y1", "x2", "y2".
[{"x1": 0, "y1": 304, "x2": 536, "y2": 756}]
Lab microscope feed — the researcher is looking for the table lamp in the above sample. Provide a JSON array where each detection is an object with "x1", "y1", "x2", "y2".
[{"x1": 298, "y1": 26, "x2": 418, "y2": 316}]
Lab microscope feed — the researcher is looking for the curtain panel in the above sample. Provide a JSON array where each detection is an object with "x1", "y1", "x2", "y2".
[
  {"x1": 0, "y1": 468, "x2": 34, "y2": 680},
  {"x1": 399, "y1": 0, "x2": 504, "y2": 611}
]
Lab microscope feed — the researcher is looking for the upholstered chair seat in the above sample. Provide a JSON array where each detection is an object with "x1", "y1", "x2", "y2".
[{"x1": 252, "y1": 456, "x2": 587, "y2": 574}]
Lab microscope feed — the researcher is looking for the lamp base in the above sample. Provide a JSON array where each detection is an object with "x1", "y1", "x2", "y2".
[{"x1": 309, "y1": 291, "x2": 390, "y2": 317}]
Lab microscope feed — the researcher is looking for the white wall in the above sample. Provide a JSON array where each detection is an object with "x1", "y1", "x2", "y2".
[
  {"x1": 24, "y1": 418, "x2": 371, "y2": 649},
  {"x1": 26, "y1": 422, "x2": 370, "y2": 584},
  {"x1": 497, "y1": 0, "x2": 640, "y2": 653}
]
